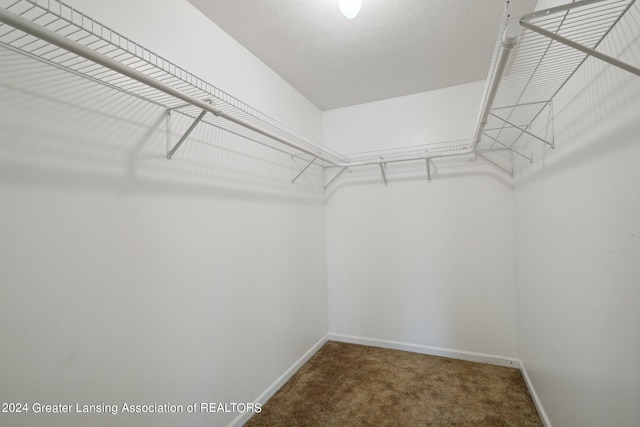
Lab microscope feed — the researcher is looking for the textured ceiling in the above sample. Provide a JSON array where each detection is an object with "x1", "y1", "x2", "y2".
[{"x1": 186, "y1": 0, "x2": 537, "y2": 110}]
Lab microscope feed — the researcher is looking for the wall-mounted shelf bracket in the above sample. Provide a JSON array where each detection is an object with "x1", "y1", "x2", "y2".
[
  {"x1": 482, "y1": 132, "x2": 533, "y2": 163},
  {"x1": 291, "y1": 156, "x2": 317, "y2": 184},
  {"x1": 379, "y1": 162, "x2": 388, "y2": 186},
  {"x1": 324, "y1": 167, "x2": 348, "y2": 190},
  {"x1": 167, "y1": 107, "x2": 208, "y2": 159},
  {"x1": 489, "y1": 113, "x2": 554, "y2": 148},
  {"x1": 426, "y1": 158, "x2": 432, "y2": 182}
]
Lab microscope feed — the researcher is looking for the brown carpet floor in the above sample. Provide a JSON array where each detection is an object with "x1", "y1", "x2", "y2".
[{"x1": 245, "y1": 341, "x2": 542, "y2": 426}]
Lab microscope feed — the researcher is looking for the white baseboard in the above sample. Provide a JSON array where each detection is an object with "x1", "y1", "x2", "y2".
[
  {"x1": 329, "y1": 333, "x2": 520, "y2": 368},
  {"x1": 229, "y1": 334, "x2": 329, "y2": 427},
  {"x1": 519, "y1": 360, "x2": 552, "y2": 427}
]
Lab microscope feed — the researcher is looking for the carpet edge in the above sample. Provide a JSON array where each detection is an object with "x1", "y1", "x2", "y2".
[{"x1": 228, "y1": 334, "x2": 329, "y2": 427}]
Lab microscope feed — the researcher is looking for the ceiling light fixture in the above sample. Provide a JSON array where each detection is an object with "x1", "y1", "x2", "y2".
[{"x1": 339, "y1": 0, "x2": 362, "y2": 20}]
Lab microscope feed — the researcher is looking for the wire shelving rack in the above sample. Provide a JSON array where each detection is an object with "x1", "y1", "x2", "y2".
[{"x1": 0, "y1": 0, "x2": 638, "y2": 187}]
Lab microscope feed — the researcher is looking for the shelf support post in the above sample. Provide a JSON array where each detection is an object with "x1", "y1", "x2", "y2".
[
  {"x1": 291, "y1": 157, "x2": 317, "y2": 184},
  {"x1": 379, "y1": 163, "x2": 388, "y2": 186},
  {"x1": 324, "y1": 167, "x2": 348, "y2": 190},
  {"x1": 167, "y1": 109, "x2": 207, "y2": 159}
]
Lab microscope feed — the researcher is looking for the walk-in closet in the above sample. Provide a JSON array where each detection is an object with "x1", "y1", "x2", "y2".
[{"x1": 1, "y1": 0, "x2": 638, "y2": 426}]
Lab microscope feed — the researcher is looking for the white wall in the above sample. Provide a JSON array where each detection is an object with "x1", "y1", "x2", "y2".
[
  {"x1": 323, "y1": 79, "x2": 483, "y2": 153},
  {"x1": 0, "y1": 1, "x2": 326, "y2": 426},
  {"x1": 514, "y1": 2, "x2": 640, "y2": 426},
  {"x1": 323, "y1": 82, "x2": 520, "y2": 360}
]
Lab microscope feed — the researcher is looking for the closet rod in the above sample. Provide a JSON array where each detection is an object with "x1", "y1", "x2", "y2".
[{"x1": 470, "y1": 24, "x2": 521, "y2": 152}]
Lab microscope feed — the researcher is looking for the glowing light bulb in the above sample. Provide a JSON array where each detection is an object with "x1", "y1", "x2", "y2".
[{"x1": 339, "y1": 0, "x2": 362, "y2": 19}]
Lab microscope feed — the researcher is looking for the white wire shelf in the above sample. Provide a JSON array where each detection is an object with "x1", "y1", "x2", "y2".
[
  {"x1": 0, "y1": 0, "x2": 638, "y2": 187},
  {"x1": 0, "y1": 0, "x2": 349, "y2": 166},
  {"x1": 478, "y1": 0, "x2": 638, "y2": 165},
  {"x1": 329, "y1": 141, "x2": 514, "y2": 185}
]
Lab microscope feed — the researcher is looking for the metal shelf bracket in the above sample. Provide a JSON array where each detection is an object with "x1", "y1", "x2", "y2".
[
  {"x1": 291, "y1": 156, "x2": 317, "y2": 184},
  {"x1": 379, "y1": 162, "x2": 388, "y2": 186},
  {"x1": 324, "y1": 167, "x2": 348, "y2": 190},
  {"x1": 166, "y1": 101, "x2": 210, "y2": 159}
]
